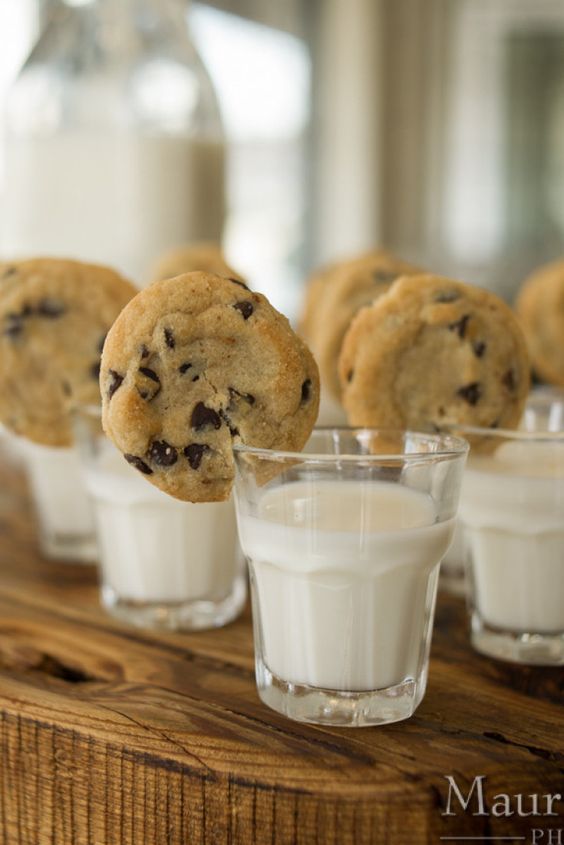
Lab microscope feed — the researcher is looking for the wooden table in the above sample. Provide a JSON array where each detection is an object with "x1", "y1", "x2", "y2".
[{"x1": 0, "y1": 455, "x2": 561, "y2": 845}]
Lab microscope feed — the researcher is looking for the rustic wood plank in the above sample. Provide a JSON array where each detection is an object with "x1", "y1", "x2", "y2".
[{"x1": 0, "y1": 457, "x2": 562, "y2": 844}]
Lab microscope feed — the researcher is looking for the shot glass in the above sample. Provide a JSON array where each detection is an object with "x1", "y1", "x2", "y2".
[
  {"x1": 439, "y1": 520, "x2": 468, "y2": 597},
  {"x1": 17, "y1": 436, "x2": 98, "y2": 563},
  {"x1": 73, "y1": 406, "x2": 246, "y2": 631},
  {"x1": 233, "y1": 429, "x2": 468, "y2": 727},
  {"x1": 458, "y1": 396, "x2": 564, "y2": 666}
]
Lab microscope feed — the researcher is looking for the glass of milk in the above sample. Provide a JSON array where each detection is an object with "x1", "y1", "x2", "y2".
[
  {"x1": 73, "y1": 406, "x2": 246, "y2": 631},
  {"x1": 439, "y1": 520, "x2": 468, "y2": 597},
  {"x1": 458, "y1": 393, "x2": 564, "y2": 666},
  {"x1": 233, "y1": 429, "x2": 468, "y2": 727},
  {"x1": 17, "y1": 437, "x2": 98, "y2": 564}
]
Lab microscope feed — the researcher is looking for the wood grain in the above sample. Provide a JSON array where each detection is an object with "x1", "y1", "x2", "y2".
[{"x1": 0, "y1": 453, "x2": 562, "y2": 845}]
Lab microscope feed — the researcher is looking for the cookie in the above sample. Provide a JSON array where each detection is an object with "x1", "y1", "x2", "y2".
[
  {"x1": 101, "y1": 272, "x2": 320, "y2": 503},
  {"x1": 299, "y1": 251, "x2": 388, "y2": 343},
  {"x1": 0, "y1": 258, "x2": 136, "y2": 447},
  {"x1": 310, "y1": 250, "x2": 421, "y2": 400},
  {"x1": 515, "y1": 258, "x2": 564, "y2": 385},
  {"x1": 339, "y1": 274, "x2": 530, "y2": 432},
  {"x1": 150, "y1": 242, "x2": 245, "y2": 284}
]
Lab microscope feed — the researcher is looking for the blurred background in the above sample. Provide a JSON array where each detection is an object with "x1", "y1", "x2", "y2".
[{"x1": 1, "y1": 0, "x2": 564, "y2": 319}]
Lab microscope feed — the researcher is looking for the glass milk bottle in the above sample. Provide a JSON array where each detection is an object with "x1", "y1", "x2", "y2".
[{"x1": 0, "y1": 0, "x2": 225, "y2": 283}]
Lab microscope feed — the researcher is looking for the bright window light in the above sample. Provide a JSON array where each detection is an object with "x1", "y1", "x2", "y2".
[{"x1": 190, "y1": 4, "x2": 310, "y2": 142}]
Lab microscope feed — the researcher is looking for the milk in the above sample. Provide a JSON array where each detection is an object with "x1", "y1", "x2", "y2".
[
  {"x1": 460, "y1": 441, "x2": 564, "y2": 633},
  {"x1": 237, "y1": 480, "x2": 453, "y2": 691},
  {"x1": 19, "y1": 440, "x2": 97, "y2": 562},
  {"x1": 0, "y1": 133, "x2": 225, "y2": 283},
  {"x1": 85, "y1": 448, "x2": 239, "y2": 604}
]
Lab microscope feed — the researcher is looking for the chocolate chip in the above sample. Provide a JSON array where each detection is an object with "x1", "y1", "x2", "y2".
[
  {"x1": 98, "y1": 333, "x2": 108, "y2": 354},
  {"x1": 140, "y1": 367, "x2": 159, "y2": 382},
  {"x1": 448, "y1": 314, "x2": 470, "y2": 339},
  {"x1": 1, "y1": 266, "x2": 17, "y2": 279},
  {"x1": 229, "y1": 387, "x2": 255, "y2": 405},
  {"x1": 228, "y1": 277, "x2": 250, "y2": 291},
  {"x1": 373, "y1": 270, "x2": 396, "y2": 284},
  {"x1": 140, "y1": 344, "x2": 150, "y2": 359},
  {"x1": 233, "y1": 301, "x2": 254, "y2": 320},
  {"x1": 191, "y1": 402, "x2": 221, "y2": 431},
  {"x1": 220, "y1": 410, "x2": 239, "y2": 438},
  {"x1": 301, "y1": 379, "x2": 312, "y2": 402},
  {"x1": 502, "y1": 369, "x2": 516, "y2": 391},
  {"x1": 435, "y1": 291, "x2": 460, "y2": 303},
  {"x1": 124, "y1": 454, "x2": 153, "y2": 475},
  {"x1": 347, "y1": 369, "x2": 354, "y2": 383},
  {"x1": 473, "y1": 340, "x2": 486, "y2": 358},
  {"x1": 457, "y1": 382, "x2": 481, "y2": 406},
  {"x1": 184, "y1": 443, "x2": 209, "y2": 470},
  {"x1": 21, "y1": 304, "x2": 33, "y2": 317},
  {"x1": 91, "y1": 361, "x2": 101, "y2": 380},
  {"x1": 179, "y1": 362, "x2": 192, "y2": 374},
  {"x1": 4, "y1": 314, "x2": 23, "y2": 338},
  {"x1": 108, "y1": 369, "x2": 124, "y2": 400},
  {"x1": 36, "y1": 299, "x2": 65, "y2": 318},
  {"x1": 192, "y1": 375, "x2": 200, "y2": 382},
  {"x1": 164, "y1": 328, "x2": 175, "y2": 349},
  {"x1": 148, "y1": 440, "x2": 178, "y2": 467},
  {"x1": 136, "y1": 366, "x2": 161, "y2": 401}
]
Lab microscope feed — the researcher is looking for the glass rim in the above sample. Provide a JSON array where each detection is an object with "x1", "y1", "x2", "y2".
[
  {"x1": 449, "y1": 423, "x2": 564, "y2": 442},
  {"x1": 233, "y1": 427, "x2": 469, "y2": 463}
]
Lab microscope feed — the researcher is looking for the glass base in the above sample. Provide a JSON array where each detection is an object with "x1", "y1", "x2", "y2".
[
  {"x1": 471, "y1": 613, "x2": 564, "y2": 666},
  {"x1": 39, "y1": 531, "x2": 98, "y2": 564},
  {"x1": 255, "y1": 659, "x2": 427, "y2": 727},
  {"x1": 101, "y1": 574, "x2": 247, "y2": 632}
]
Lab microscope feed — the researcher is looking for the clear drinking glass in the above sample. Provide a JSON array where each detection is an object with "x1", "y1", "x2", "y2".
[
  {"x1": 439, "y1": 520, "x2": 468, "y2": 597},
  {"x1": 233, "y1": 429, "x2": 468, "y2": 727},
  {"x1": 458, "y1": 394, "x2": 564, "y2": 666},
  {"x1": 73, "y1": 406, "x2": 246, "y2": 631},
  {"x1": 17, "y1": 438, "x2": 98, "y2": 563}
]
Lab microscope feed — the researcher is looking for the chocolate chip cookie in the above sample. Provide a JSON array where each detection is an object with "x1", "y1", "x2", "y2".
[
  {"x1": 307, "y1": 250, "x2": 421, "y2": 400},
  {"x1": 0, "y1": 258, "x2": 136, "y2": 446},
  {"x1": 101, "y1": 272, "x2": 320, "y2": 503},
  {"x1": 150, "y1": 242, "x2": 245, "y2": 284},
  {"x1": 299, "y1": 253, "x2": 370, "y2": 342},
  {"x1": 515, "y1": 258, "x2": 564, "y2": 385},
  {"x1": 339, "y1": 274, "x2": 530, "y2": 431}
]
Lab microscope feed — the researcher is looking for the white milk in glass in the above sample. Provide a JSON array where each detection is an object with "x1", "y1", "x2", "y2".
[
  {"x1": 85, "y1": 448, "x2": 239, "y2": 605},
  {"x1": 239, "y1": 480, "x2": 453, "y2": 691},
  {"x1": 460, "y1": 441, "x2": 564, "y2": 633},
  {"x1": 1, "y1": 133, "x2": 224, "y2": 283},
  {"x1": 18, "y1": 439, "x2": 97, "y2": 562}
]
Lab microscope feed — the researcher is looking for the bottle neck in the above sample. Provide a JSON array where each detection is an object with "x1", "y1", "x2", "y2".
[
  {"x1": 53, "y1": 0, "x2": 192, "y2": 58},
  {"x1": 58, "y1": 0, "x2": 190, "y2": 40},
  {"x1": 61, "y1": 0, "x2": 189, "y2": 11}
]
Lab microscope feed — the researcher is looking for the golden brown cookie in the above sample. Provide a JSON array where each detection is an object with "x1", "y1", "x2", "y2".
[
  {"x1": 0, "y1": 258, "x2": 136, "y2": 446},
  {"x1": 150, "y1": 242, "x2": 245, "y2": 284},
  {"x1": 310, "y1": 250, "x2": 421, "y2": 400},
  {"x1": 299, "y1": 255, "x2": 363, "y2": 341},
  {"x1": 515, "y1": 258, "x2": 564, "y2": 385},
  {"x1": 101, "y1": 272, "x2": 320, "y2": 503},
  {"x1": 339, "y1": 274, "x2": 530, "y2": 431}
]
